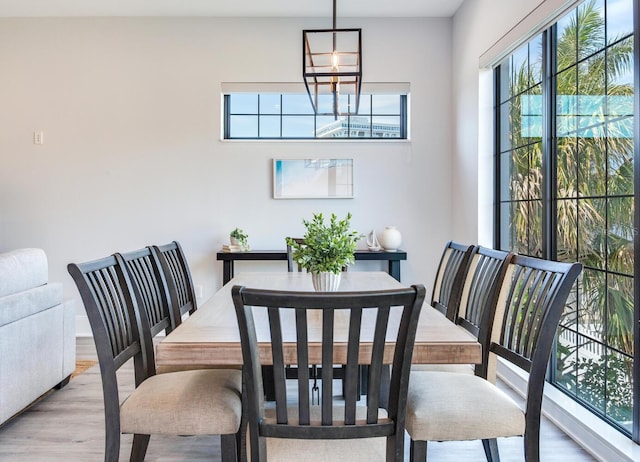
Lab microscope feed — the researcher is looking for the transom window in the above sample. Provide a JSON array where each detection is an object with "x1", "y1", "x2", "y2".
[{"x1": 223, "y1": 93, "x2": 407, "y2": 140}]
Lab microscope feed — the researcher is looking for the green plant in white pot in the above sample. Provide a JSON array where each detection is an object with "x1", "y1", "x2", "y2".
[
  {"x1": 230, "y1": 227, "x2": 250, "y2": 251},
  {"x1": 286, "y1": 212, "x2": 360, "y2": 291}
]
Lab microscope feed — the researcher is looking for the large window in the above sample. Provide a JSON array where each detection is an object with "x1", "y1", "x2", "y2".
[
  {"x1": 495, "y1": 0, "x2": 637, "y2": 441},
  {"x1": 223, "y1": 93, "x2": 407, "y2": 139}
]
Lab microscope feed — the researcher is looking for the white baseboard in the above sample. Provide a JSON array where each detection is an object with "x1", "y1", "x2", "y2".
[{"x1": 497, "y1": 360, "x2": 639, "y2": 462}]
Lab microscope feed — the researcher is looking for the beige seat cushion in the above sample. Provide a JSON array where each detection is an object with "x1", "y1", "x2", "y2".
[
  {"x1": 120, "y1": 368, "x2": 242, "y2": 436},
  {"x1": 406, "y1": 371, "x2": 525, "y2": 441},
  {"x1": 411, "y1": 363, "x2": 475, "y2": 374},
  {"x1": 258, "y1": 406, "x2": 389, "y2": 462}
]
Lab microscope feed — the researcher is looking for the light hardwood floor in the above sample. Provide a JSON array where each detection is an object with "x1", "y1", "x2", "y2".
[{"x1": 0, "y1": 338, "x2": 596, "y2": 461}]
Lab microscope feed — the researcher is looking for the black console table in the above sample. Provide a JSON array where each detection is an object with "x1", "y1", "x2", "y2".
[{"x1": 216, "y1": 249, "x2": 407, "y2": 285}]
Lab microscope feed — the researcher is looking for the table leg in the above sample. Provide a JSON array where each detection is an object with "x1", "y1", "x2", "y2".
[
  {"x1": 223, "y1": 261, "x2": 233, "y2": 285},
  {"x1": 388, "y1": 260, "x2": 401, "y2": 281}
]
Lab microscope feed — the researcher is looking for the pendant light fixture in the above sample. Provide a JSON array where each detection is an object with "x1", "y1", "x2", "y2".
[{"x1": 303, "y1": 0, "x2": 362, "y2": 118}]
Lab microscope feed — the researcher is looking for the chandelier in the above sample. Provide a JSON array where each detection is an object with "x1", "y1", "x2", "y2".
[{"x1": 302, "y1": 0, "x2": 362, "y2": 118}]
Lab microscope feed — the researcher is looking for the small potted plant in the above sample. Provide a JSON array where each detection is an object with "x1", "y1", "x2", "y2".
[
  {"x1": 230, "y1": 227, "x2": 249, "y2": 251},
  {"x1": 286, "y1": 212, "x2": 360, "y2": 291}
]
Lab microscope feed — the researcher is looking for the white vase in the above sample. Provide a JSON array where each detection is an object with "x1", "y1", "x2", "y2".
[
  {"x1": 366, "y1": 229, "x2": 381, "y2": 251},
  {"x1": 379, "y1": 226, "x2": 402, "y2": 252},
  {"x1": 230, "y1": 237, "x2": 240, "y2": 245},
  {"x1": 311, "y1": 272, "x2": 341, "y2": 292}
]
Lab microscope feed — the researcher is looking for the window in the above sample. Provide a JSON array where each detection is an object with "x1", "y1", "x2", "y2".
[
  {"x1": 495, "y1": 0, "x2": 637, "y2": 441},
  {"x1": 223, "y1": 92, "x2": 407, "y2": 140}
]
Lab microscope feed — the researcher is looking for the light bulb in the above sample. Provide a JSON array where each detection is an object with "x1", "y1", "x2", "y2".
[{"x1": 331, "y1": 51, "x2": 339, "y2": 71}]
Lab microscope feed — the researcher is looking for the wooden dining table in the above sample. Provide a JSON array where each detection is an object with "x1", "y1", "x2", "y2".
[{"x1": 155, "y1": 271, "x2": 482, "y2": 371}]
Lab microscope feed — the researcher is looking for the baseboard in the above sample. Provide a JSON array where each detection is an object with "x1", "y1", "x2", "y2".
[{"x1": 497, "y1": 360, "x2": 639, "y2": 462}]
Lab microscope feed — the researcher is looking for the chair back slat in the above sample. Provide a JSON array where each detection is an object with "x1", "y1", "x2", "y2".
[
  {"x1": 321, "y1": 308, "x2": 335, "y2": 425},
  {"x1": 344, "y1": 307, "x2": 363, "y2": 424},
  {"x1": 431, "y1": 241, "x2": 475, "y2": 321},
  {"x1": 233, "y1": 284, "x2": 425, "y2": 462},
  {"x1": 120, "y1": 247, "x2": 175, "y2": 337},
  {"x1": 267, "y1": 306, "x2": 288, "y2": 424},
  {"x1": 295, "y1": 308, "x2": 311, "y2": 424},
  {"x1": 152, "y1": 241, "x2": 198, "y2": 318}
]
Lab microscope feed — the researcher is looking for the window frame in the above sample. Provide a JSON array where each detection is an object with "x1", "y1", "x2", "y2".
[
  {"x1": 494, "y1": 0, "x2": 638, "y2": 442},
  {"x1": 223, "y1": 93, "x2": 408, "y2": 140}
]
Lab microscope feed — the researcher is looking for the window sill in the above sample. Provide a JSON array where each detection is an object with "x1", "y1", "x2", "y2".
[{"x1": 497, "y1": 360, "x2": 639, "y2": 462}]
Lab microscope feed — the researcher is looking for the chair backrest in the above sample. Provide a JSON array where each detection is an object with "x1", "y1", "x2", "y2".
[
  {"x1": 119, "y1": 247, "x2": 178, "y2": 337},
  {"x1": 67, "y1": 255, "x2": 155, "y2": 440},
  {"x1": 430, "y1": 241, "x2": 475, "y2": 321},
  {"x1": 286, "y1": 237, "x2": 305, "y2": 272},
  {"x1": 489, "y1": 255, "x2": 582, "y2": 445},
  {"x1": 456, "y1": 246, "x2": 513, "y2": 379},
  {"x1": 233, "y1": 284, "x2": 426, "y2": 462},
  {"x1": 151, "y1": 241, "x2": 197, "y2": 318}
]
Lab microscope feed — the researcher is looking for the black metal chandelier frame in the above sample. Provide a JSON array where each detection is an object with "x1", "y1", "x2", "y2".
[{"x1": 302, "y1": 0, "x2": 362, "y2": 118}]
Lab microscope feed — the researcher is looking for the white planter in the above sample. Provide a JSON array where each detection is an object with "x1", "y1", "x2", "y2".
[
  {"x1": 311, "y1": 272, "x2": 341, "y2": 292},
  {"x1": 378, "y1": 226, "x2": 402, "y2": 252},
  {"x1": 230, "y1": 237, "x2": 240, "y2": 245}
]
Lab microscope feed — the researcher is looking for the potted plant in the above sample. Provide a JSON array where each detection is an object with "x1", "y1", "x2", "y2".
[
  {"x1": 230, "y1": 227, "x2": 249, "y2": 251},
  {"x1": 286, "y1": 212, "x2": 360, "y2": 291}
]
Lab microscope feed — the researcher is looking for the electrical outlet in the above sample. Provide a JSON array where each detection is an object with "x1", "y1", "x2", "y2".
[
  {"x1": 33, "y1": 131, "x2": 44, "y2": 145},
  {"x1": 195, "y1": 285, "x2": 203, "y2": 300}
]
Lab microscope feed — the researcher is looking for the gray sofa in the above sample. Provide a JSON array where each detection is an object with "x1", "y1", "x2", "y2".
[{"x1": 0, "y1": 248, "x2": 75, "y2": 426}]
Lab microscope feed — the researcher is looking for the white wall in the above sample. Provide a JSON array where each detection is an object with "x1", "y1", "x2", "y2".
[
  {"x1": 451, "y1": 0, "x2": 581, "y2": 246},
  {"x1": 0, "y1": 17, "x2": 453, "y2": 335},
  {"x1": 451, "y1": 0, "x2": 545, "y2": 246}
]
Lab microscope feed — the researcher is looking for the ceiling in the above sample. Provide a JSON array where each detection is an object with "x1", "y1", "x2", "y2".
[{"x1": 0, "y1": 0, "x2": 465, "y2": 18}]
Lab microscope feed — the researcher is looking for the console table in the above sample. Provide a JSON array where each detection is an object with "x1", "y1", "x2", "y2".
[{"x1": 216, "y1": 249, "x2": 407, "y2": 285}]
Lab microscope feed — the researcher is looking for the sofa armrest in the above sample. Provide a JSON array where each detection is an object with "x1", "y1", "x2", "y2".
[
  {"x1": 0, "y1": 248, "x2": 48, "y2": 297},
  {"x1": 0, "y1": 282, "x2": 63, "y2": 327}
]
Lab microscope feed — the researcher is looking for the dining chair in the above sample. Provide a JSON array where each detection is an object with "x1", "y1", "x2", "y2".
[
  {"x1": 119, "y1": 247, "x2": 178, "y2": 337},
  {"x1": 284, "y1": 236, "x2": 357, "y2": 401},
  {"x1": 286, "y1": 237, "x2": 305, "y2": 272},
  {"x1": 412, "y1": 246, "x2": 512, "y2": 376},
  {"x1": 430, "y1": 241, "x2": 475, "y2": 321},
  {"x1": 232, "y1": 284, "x2": 426, "y2": 462},
  {"x1": 151, "y1": 241, "x2": 198, "y2": 320},
  {"x1": 68, "y1": 255, "x2": 242, "y2": 462},
  {"x1": 406, "y1": 255, "x2": 582, "y2": 462}
]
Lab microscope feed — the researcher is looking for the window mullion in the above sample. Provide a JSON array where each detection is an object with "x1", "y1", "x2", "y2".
[
  {"x1": 632, "y1": 0, "x2": 640, "y2": 445},
  {"x1": 543, "y1": 27, "x2": 557, "y2": 261}
]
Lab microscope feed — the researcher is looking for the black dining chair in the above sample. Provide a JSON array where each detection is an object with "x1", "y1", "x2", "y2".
[
  {"x1": 430, "y1": 241, "x2": 475, "y2": 321},
  {"x1": 286, "y1": 237, "x2": 306, "y2": 272},
  {"x1": 233, "y1": 284, "x2": 426, "y2": 462},
  {"x1": 68, "y1": 254, "x2": 242, "y2": 462},
  {"x1": 151, "y1": 241, "x2": 198, "y2": 320},
  {"x1": 119, "y1": 246, "x2": 179, "y2": 337},
  {"x1": 406, "y1": 255, "x2": 582, "y2": 462},
  {"x1": 412, "y1": 246, "x2": 512, "y2": 376}
]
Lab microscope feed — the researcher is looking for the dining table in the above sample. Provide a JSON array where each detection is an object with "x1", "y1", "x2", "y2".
[{"x1": 155, "y1": 271, "x2": 482, "y2": 371}]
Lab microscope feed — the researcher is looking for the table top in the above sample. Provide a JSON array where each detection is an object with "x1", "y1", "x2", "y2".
[{"x1": 155, "y1": 272, "x2": 481, "y2": 369}]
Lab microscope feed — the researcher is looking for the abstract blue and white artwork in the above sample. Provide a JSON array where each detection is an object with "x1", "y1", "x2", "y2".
[{"x1": 273, "y1": 159, "x2": 354, "y2": 199}]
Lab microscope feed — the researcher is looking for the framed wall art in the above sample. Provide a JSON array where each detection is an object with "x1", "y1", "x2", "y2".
[{"x1": 273, "y1": 158, "x2": 354, "y2": 199}]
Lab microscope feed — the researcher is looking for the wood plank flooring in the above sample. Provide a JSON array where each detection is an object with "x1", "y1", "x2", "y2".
[{"x1": 0, "y1": 338, "x2": 597, "y2": 461}]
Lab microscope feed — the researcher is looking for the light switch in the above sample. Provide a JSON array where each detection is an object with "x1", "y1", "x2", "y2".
[{"x1": 33, "y1": 131, "x2": 44, "y2": 145}]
